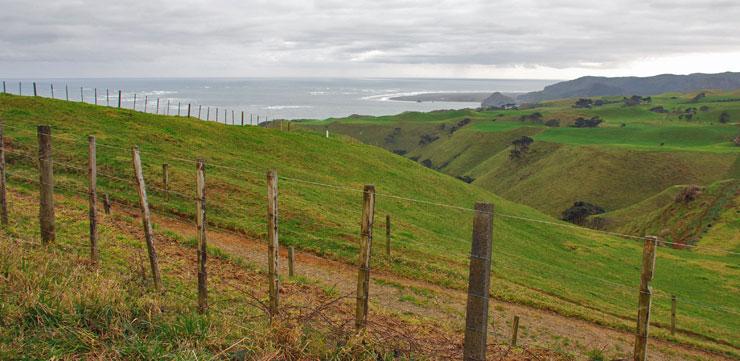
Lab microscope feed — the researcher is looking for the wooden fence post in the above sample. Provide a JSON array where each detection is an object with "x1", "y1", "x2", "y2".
[
  {"x1": 288, "y1": 246, "x2": 295, "y2": 277},
  {"x1": 633, "y1": 236, "x2": 658, "y2": 361},
  {"x1": 196, "y1": 159, "x2": 208, "y2": 313},
  {"x1": 144, "y1": 96, "x2": 148, "y2": 112},
  {"x1": 267, "y1": 170, "x2": 280, "y2": 318},
  {"x1": 385, "y1": 214, "x2": 391, "y2": 257},
  {"x1": 156, "y1": 98, "x2": 159, "y2": 114},
  {"x1": 167, "y1": 100, "x2": 170, "y2": 115},
  {"x1": 118, "y1": 90, "x2": 122, "y2": 108},
  {"x1": 177, "y1": 102, "x2": 181, "y2": 116},
  {"x1": 65, "y1": 84, "x2": 69, "y2": 101},
  {"x1": 88, "y1": 135, "x2": 99, "y2": 264},
  {"x1": 133, "y1": 94, "x2": 137, "y2": 110},
  {"x1": 241, "y1": 111, "x2": 244, "y2": 126},
  {"x1": 198, "y1": 105, "x2": 202, "y2": 119},
  {"x1": 463, "y1": 203, "x2": 494, "y2": 361},
  {"x1": 132, "y1": 146, "x2": 163, "y2": 291},
  {"x1": 106, "y1": 89, "x2": 109, "y2": 106},
  {"x1": 206, "y1": 107, "x2": 210, "y2": 121},
  {"x1": 94, "y1": 88, "x2": 97, "y2": 105},
  {"x1": 216, "y1": 108, "x2": 218, "y2": 122},
  {"x1": 232, "y1": 110, "x2": 235, "y2": 125},
  {"x1": 187, "y1": 104, "x2": 191, "y2": 118},
  {"x1": 37, "y1": 125, "x2": 56, "y2": 243},
  {"x1": 51, "y1": 84, "x2": 54, "y2": 98},
  {"x1": 0, "y1": 122, "x2": 8, "y2": 225},
  {"x1": 80, "y1": 87, "x2": 84, "y2": 102},
  {"x1": 18, "y1": 82, "x2": 21, "y2": 95},
  {"x1": 2, "y1": 81, "x2": 5, "y2": 94},
  {"x1": 103, "y1": 193, "x2": 111, "y2": 215},
  {"x1": 355, "y1": 184, "x2": 376, "y2": 331},
  {"x1": 511, "y1": 315, "x2": 520, "y2": 346},
  {"x1": 33, "y1": 82, "x2": 37, "y2": 96},
  {"x1": 162, "y1": 163, "x2": 169, "y2": 201},
  {"x1": 671, "y1": 295, "x2": 676, "y2": 336}
]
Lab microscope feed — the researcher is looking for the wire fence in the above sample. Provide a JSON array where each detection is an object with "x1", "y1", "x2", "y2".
[
  {"x1": 0, "y1": 80, "x2": 283, "y2": 126},
  {"x1": 1, "y1": 121, "x2": 738, "y2": 359}
]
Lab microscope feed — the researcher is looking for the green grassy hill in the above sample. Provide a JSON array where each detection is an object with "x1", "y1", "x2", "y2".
[
  {"x1": 2, "y1": 94, "x2": 739, "y2": 356},
  {"x1": 299, "y1": 90, "x2": 739, "y2": 221},
  {"x1": 595, "y1": 179, "x2": 739, "y2": 251}
]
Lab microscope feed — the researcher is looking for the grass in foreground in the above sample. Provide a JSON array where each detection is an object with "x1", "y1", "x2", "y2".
[{"x1": 1, "y1": 94, "x2": 738, "y2": 356}]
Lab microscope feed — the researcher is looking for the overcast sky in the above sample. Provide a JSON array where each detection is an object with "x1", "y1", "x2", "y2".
[{"x1": 1, "y1": 0, "x2": 739, "y2": 79}]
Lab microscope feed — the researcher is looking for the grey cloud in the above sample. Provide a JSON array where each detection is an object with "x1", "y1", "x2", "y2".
[{"x1": 0, "y1": 0, "x2": 738, "y2": 76}]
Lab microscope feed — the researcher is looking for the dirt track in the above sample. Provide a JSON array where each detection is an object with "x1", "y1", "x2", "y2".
[{"x1": 149, "y1": 213, "x2": 733, "y2": 361}]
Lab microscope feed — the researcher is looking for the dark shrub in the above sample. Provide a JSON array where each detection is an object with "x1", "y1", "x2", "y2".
[
  {"x1": 510, "y1": 136, "x2": 534, "y2": 159},
  {"x1": 418, "y1": 134, "x2": 439, "y2": 146},
  {"x1": 518, "y1": 112, "x2": 543, "y2": 123},
  {"x1": 719, "y1": 111, "x2": 731, "y2": 124},
  {"x1": 574, "y1": 98, "x2": 593, "y2": 108},
  {"x1": 572, "y1": 117, "x2": 603, "y2": 128},
  {"x1": 456, "y1": 175, "x2": 474, "y2": 183},
  {"x1": 561, "y1": 201, "x2": 606, "y2": 225},
  {"x1": 544, "y1": 119, "x2": 560, "y2": 127},
  {"x1": 675, "y1": 185, "x2": 702, "y2": 204}
]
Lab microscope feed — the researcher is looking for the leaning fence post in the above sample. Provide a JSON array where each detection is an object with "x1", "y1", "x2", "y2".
[
  {"x1": 355, "y1": 184, "x2": 376, "y2": 331},
  {"x1": 511, "y1": 315, "x2": 520, "y2": 346},
  {"x1": 33, "y1": 82, "x2": 37, "y2": 96},
  {"x1": 196, "y1": 159, "x2": 208, "y2": 313},
  {"x1": 65, "y1": 85, "x2": 69, "y2": 101},
  {"x1": 0, "y1": 122, "x2": 8, "y2": 225},
  {"x1": 50, "y1": 84, "x2": 54, "y2": 98},
  {"x1": 288, "y1": 246, "x2": 295, "y2": 277},
  {"x1": 463, "y1": 203, "x2": 494, "y2": 361},
  {"x1": 132, "y1": 146, "x2": 163, "y2": 290},
  {"x1": 385, "y1": 214, "x2": 391, "y2": 256},
  {"x1": 671, "y1": 295, "x2": 677, "y2": 336},
  {"x1": 162, "y1": 163, "x2": 169, "y2": 200},
  {"x1": 633, "y1": 236, "x2": 658, "y2": 361},
  {"x1": 103, "y1": 193, "x2": 111, "y2": 215},
  {"x1": 88, "y1": 136, "x2": 99, "y2": 264},
  {"x1": 267, "y1": 169, "x2": 280, "y2": 318},
  {"x1": 37, "y1": 125, "x2": 56, "y2": 243}
]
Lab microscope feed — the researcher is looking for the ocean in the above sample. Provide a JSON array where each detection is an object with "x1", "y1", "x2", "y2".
[{"x1": 3, "y1": 78, "x2": 556, "y2": 121}]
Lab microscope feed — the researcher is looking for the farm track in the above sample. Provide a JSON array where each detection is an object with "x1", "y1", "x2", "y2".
[{"x1": 148, "y1": 211, "x2": 734, "y2": 361}]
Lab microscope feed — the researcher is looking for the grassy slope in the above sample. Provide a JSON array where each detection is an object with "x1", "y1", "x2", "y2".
[
  {"x1": 595, "y1": 179, "x2": 740, "y2": 252},
  {"x1": 2, "y1": 94, "x2": 739, "y2": 355},
  {"x1": 0, "y1": 187, "x2": 452, "y2": 360},
  {"x1": 300, "y1": 91, "x2": 740, "y2": 218}
]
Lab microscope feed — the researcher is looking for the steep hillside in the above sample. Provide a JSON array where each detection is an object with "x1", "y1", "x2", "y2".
[
  {"x1": 2, "y1": 94, "x2": 739, "y2": 356},
  {"x1": 595, "y1": 179, "x2": 739, "y2": 251}
]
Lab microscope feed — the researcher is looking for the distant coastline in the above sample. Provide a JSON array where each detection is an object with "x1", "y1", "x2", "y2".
[{"x1": 388, "y1": 92, "x2": 492, "y2": 103}]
